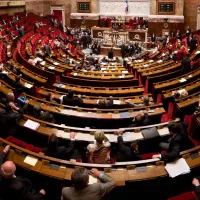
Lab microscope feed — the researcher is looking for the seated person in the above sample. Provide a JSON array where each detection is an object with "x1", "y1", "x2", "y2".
[
  {"x1": 33, "y1": 105, "x2": 56, "y2": 123},
  {"x1": 101, "y1": 57, "x2": 107, "y2": 63},
  {"x1": 35, "y1": 48, "x2": 44, "y2": 57},
  {"x1": 14, "y1": 75, "x2": 29, "y2": 95},
  {"x1": 97, "y1": 97, "x2": 113, "y2": 109},
  {"x1": 43, "y1": 132, "x2": 80, "y2": 160},
  {"x1": 114, "y1": 57, "x2": 120, "y2": 63},
  {"x1": 152, "y1": 121, "x2": 194, "y2": 161},
  {"x1": 192, "y1": 177, "x2": 200, "y2": 199},
  {"x1": 87, "y1": 131, "x2": 110, "y2": 153},
  {"x1": 125, "y1": 95, "x2": 153, "y2": 107},
  {"x1": 64, "y1": 55, "x2": 71, "y2": 65},
  {"x1": 40, "y1": 111, "x2": 56, "y2": 123},
  {"x1": 43, "y1": 92, "x2": 56, "y2": 103},
  {"x1": 129, "y1": 110, "x2": 150, "y2": 127},
  {"x1": 172, "y1": 89, "x2": 188, "y2": 99},
  {"x1": 6, "y1": 92, "x2": 29, "y2": 114},
  {"x1": 116, "y1": 129, "x2": 141, "y2": 162},
  {"x1": 62, "y1": 90, "x2": 83, "y2": 107}
]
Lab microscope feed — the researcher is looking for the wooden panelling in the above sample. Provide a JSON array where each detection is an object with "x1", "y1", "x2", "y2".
[
  {"x1": 184, "y1": 0, "x2": 199, "y2": 31},
  {"x1": 148, "y1": 22, "x2": 185, "y2": 36},
  {"x1": 70, "y1": 18, "x2": 99, "y2": 28}
]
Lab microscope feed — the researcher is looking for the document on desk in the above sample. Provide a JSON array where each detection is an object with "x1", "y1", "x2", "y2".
[
  {"x1": 113, "y1": 100, "x2": 121, "y2": 105},
  {"x1": 53, "y1": 62, "x2": 59, "y2": 65},
  {"x1": 179, "y1": 78, "x2": 187, "y2": 83},
  {"x1": 120, "y1": 111, "x2": 130, "y2": 118},
  {"x1": 25, "y1": 83, "x2": 33, "y2": 89},
  {"x1": 122, "y1": 71, "x2": 128, "y2": 74},
  {"x1": 24, "y1": 156, "x2": 38, "y2": 166},
  {"x1": 165, "y1": 158, "x2": 190, "y2": 178},
  {"x1": 88, "y1": 175, "x2": 98, "y2": 185},
  {"x1": 24, "y1": 119, "x2": 40, "y2": 130}
]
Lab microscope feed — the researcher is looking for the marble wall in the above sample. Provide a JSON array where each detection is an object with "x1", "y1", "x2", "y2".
[{"x1": 99, "y1": 0, "x2": 150, "y2": 17}]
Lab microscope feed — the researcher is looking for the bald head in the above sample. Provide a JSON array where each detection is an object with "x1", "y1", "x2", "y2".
[
  {"x1": 7, "y1": 92, "x2": 15, "y2": 103},
  {"x1": 1, "y1": 161, "x2": 16, "y2": 178}
]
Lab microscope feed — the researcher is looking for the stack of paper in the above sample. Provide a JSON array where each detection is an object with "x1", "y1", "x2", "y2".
[
  {"x1": 74, "y1": 73, "x2": 78, "y2": 76},
  {"x1": 88, "y1": 175, "x2": 97, "y2": 185},
  {"x1": 179, "y1": 78, "x2": 187, "y2": 83},
  {"x1": 119, "y1": 75, "x2": 125, "y2": 78},
  {"x1": 48, "y1": 66, "x2": 55, "y2": 70},
  {"x1": 24, "y1": 119, "x2": 40, "y2": 130},
  {"x1": 143, "y1": 64, "x2": 148, "y2": 67},
  {"x1": 40, "y1": 61, "x2": 46, "y2": 65},
  {"x1": 53, "y1": 62, "x2": 59, "y2": 65},
  {"x1": 113, "y1": 100, "x2": 121, "y2": 105},
  {"x1": 165, "y1": 158, "x2": 190, "y2": 178},
  {"x1": 24, "y1": 156, "x2": 38, "y2": 166},
  {"x1": 157, "y1": 60, "x2": 163, "y2": 63},
  {"x1": 122, "y1": 71, "x2": 128, "y2": 74},
  {"x1": 25, "y1": 83, "x2": 33, "y2": 89}
]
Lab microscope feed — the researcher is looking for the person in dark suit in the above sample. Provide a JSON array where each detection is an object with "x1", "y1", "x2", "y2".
[
  {"x1": 176, "y1": 30, "x2": 181, "y2": 41},
  {"x1": 129, "y1": 110, "x2": 150, "y2": 127},
  {"x1": 97, "y1": 97, "x2": 113, "y2": 109},
  {"x1": 186, "y1": 26, "x2": 191, "y2": 45},
  {"x1": 61, "y1": 167, "x2": 116, "y2": 200},
  {"x1": 192, "y1": 177, "x2": 200, "y2": 199},
  {"x1": 151, "y1": 33, "x2": 156, "y2": 42},
  {"x1": 0, "y1": 145, "x2": 46, "y2": 200},
  {"x1": 116, "y1": 129, "x2": 141, "y2": 162},
  {"x1": 18, "y1": 26, "x2": 24, "y2": 37},
  {"x1": 120, "y1": 44, "x2": 126, "y2": 58},
  {"x1": 108, "y1": 48, "x2": 114, "y2": 59},
  {"x1": 33, "y1": 105, "x2": 56, "y2": 123},
  {"x1": 43, "y1": 44, "x2": 51, "y2": 57},
  {"x1": 6, "y1": 92, "x2": 29, "y2": 114},
  {"x1": 190, "y1": 35, "x2": 198, "y2": 54},
  {"x1": 181, "y1": 54, "x2": 190, "y2": 74},
  {"x1": 62, "y1": 90, "x2": 83, "y2": 107},
  {"x1": 152, "y1": 121, "x2": 194, "y2": 161},
  {"x1": 43, "y1": 132, "x2": 80, "y2": 160},
  {"x1": 0, "y1": 100, "x2": 21, "y2": 138}
]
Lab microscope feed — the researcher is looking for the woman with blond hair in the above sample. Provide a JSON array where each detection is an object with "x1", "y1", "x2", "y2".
[{"x1": 87, "y1": 131, "x2": 110, "y2": 153}]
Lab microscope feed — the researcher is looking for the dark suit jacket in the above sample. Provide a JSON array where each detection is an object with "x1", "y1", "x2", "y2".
[
  {"x1": 62, "y1": 96, "x2": 83, "y2": 107},
  {"x1": 129, "y1": 113, "x2": 150, "y2": 127},
  {"x1": 182, "y1": 56, "x2": 190, "y2": 74},
  {"x1": 43, "y1": 140, "x2": 76, "y2": 160},
  {"x1": 98, "y1": 98, "x2": 113, "y2": 109},
  {"x1": 116, "y1": 136, "x2": 141, "y2": 162},
  {"x1": 0, "y1": 151, "x2": 44, "y2": 200},
  {"x1": 161, "y1": 134, "x2": 182, "y2": 161},
  {"x1": 194, "y1": 176, "x2": 200, "y2": 199}
]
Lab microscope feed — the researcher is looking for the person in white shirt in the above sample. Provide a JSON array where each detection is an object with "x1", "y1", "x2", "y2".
[{"x1": 87, "y1": 131, "x2": 110, "y2": 153}]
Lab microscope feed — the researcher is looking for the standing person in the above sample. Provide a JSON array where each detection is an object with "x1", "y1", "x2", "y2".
[
  {"x1": 186, "y1": 26, "x2": 191, "y2": 45},
  {"x1": 189, "y1": 35, "x2": 198, "y2": 54},
  {"x1": 0, "y1": 145, "x2": 46, "y2": 200},
  {"x1": 181, "y1": 53, "x2": 191, "y2": 74},
  {"x1": 61, "y1": 167, "x2": 116, "y2": 200}
]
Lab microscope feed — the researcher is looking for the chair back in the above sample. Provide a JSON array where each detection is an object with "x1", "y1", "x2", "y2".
[{"x1": 88, "y1": 146, "x2": 110, "y2": 164}]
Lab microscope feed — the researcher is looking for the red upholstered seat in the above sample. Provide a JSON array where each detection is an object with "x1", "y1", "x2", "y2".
[
  {"x1": 156, "y1": 94, "x2": 162, "y2": 104},
  {"x1": 168, "y1": 191, "x2": 198, "y2": 200},
  {"x1": 141, "y1": 152, "x2": 160, "y2": 160},
  {"x1": 6, "y1": 136, "x2": 43, "y2": 153}
]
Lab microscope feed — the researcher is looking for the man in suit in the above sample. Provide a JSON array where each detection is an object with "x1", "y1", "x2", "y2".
[
  {"x1": 97, "y1": 97, "x2": 113, "y2": 109},
  {"x1": 190, "y1": 35, "x2": 198, "y2": 54},
  {"x1": 62, "y1": 90, "x2": 83, "y2": 107},
  {"x1": 181, "y1": 54, "x2": 190, "y2": 74},
  {"x1": 125, "y1": 95, "x2": 154, "y2": 107},
  {"x1": 0, "y1": 145, "x2": 46, "y2": 200},
  {"x1": 43, "y1": 44, "x2": 51, "y2": 57},
  {"x1": 129, "y1": 110, "x2": 150, "y2": 127},
  {"x1": 116, "y1": 129, "x2": 141, "y2": 162},
  {"x1": 61, "y1": 167, "x2": 116, "y2": 200},
  {"x1": 18, "y1": 26, "x2": 24, "y2": 37},
  {"x1": 6, "y1": 92, "x2": 29, "y2": 114},
  {"x1": 192, "y1": 177, "x2": 200, "y2": 199},
  {"x1": 43, "y1": 132, "x2": 81, "y2": 160},
  {"x1": 152, "y1": 121, "x2": 194, "y2": 161}
]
